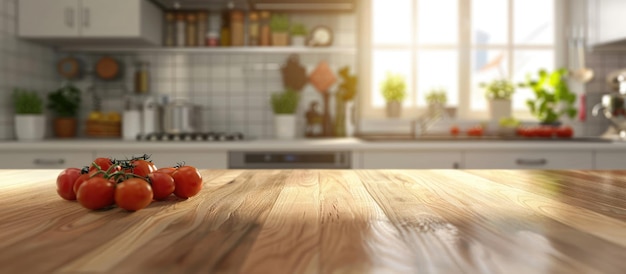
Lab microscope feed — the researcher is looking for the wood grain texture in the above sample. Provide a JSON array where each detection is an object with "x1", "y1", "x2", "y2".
[{"x1": 0, "y1": 169, "x2": 626, "y2": 273}]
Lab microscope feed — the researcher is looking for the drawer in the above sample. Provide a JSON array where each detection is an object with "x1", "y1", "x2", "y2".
[
  {"x1": 361, "y1": 151, "x2": 462, "y2": 169},
  {"x1": 0, "y1": 152, "x2": 94, "y2": 169},
  {"x1": 594, "y1": 151, "x2": 626, "y2": 170},
  {"x1": 464, "y1": 151, "x2": 593, "y2": 169}
]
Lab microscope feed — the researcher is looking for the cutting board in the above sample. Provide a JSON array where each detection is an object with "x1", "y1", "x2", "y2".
[
  {"x1": 280, "y1": 54, "x2": 308, "y2": 91},
  {"x1": 309, "y1": 61, "x2": 337, "y2": 94}
]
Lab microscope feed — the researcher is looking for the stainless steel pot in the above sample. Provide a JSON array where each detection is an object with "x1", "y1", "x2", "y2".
[
  {"x1": 592, "y1": 92, "x2": 626, "y2": 137},
  {"x1": 161, "y1": 99, "x2": 201, "y2": 134}
]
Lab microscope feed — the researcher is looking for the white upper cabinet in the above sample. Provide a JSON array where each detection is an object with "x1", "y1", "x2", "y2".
[
  {"x1": 586, "y1": 0, "x2": 626, "y2": 48},
  {"x1": 18, "y1": 0, "x2": 162, "y2": 46}
]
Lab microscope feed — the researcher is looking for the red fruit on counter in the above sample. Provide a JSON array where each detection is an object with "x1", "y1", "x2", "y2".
[
  {"x1": 56, "y1": 168, "x2": 82, "y2": 200},
  {"x1": 556, "y1": 126, "x2": 574, "y2": 138}
]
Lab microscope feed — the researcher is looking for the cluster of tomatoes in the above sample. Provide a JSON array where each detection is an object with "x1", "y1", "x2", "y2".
[
  {"x1": 516, "y1": 125, "x2": 573, "y2": 138},
  {"x1": 450, "y1": 125, "x2": 484, "y2": 137},
  {"x1": 55, "y1": 155, "x2": 202, "y2": 211}
]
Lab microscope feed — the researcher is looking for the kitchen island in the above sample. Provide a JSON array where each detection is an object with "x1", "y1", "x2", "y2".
[{"x1": 0, "y1": 169, "x2": 625, "y2": 273}]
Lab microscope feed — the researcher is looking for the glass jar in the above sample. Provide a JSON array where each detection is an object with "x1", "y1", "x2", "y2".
[
  {"x1": 230, "y1": 10, "x2": 244, "y2": 46},
  {"x1": 220, "y1": 11, "x2": 231, "y2": 46},
  {"x1": 175, "y1": 12, "x2": 186, "y2": 47},
  {"x1": 134, "y1": 61, "x2": 150, "y2": 94},
  {"x1": 248, "y1": 11, "x2": 260, "y2": 46},
  {"x1": 196, "y1": 11, "x2": 208, "y2": 47},
  {"x1": 186, "y1": 12, "x2": 197, "y2": 47},
  {"x1": 164, "y1": 12, "x2": 176, "y2": 47},
  {"x1": 206, "y1": 31, "x2": 219, "y2": 47},
  {"x1": 259, "y1": 11, "x2": 271, "y2": 46}
]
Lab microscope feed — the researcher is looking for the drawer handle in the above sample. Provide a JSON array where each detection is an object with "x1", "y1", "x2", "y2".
[
  {"x1": 33, "y1": 159, "x2": 66, "y2": 165},
  {"x1": 515, "y1": 158, "x2": 547, "y2": 166}
]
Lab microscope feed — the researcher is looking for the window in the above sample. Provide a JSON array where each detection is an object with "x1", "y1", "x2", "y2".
[{"x1": 361, "y1": 0, "x2": 561, "y2": 119}]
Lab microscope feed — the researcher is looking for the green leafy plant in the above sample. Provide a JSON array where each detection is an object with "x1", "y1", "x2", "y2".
[
  {"x1": 380, "y1": 72, "x2": 407, "y2": 102},
  {"x1": 270, "y1": 14, "x2": 290, "y2": 33},
  {"x1": 519, "y1": 68, "x2": 577, "y2": 124},
  {"x1": 290, "y1": 23, "x2": 308, "y2": 36},
  {"x1": 12, "y1": 88, "x2": 43, "y2": 114},
  {"x1": 47, "y1": 83, "x2": 82, "y2": 117},
  {"x1": 336, "y1": 66, "x2": 357, "y2": 101},
  {"x1": 271, "y1": 88, "x2": 300, "y2": 114},
  {"x1": 425, "y1": 87, "x2": 448, "y2": 105},
  {"x1": 480, "y1": 79, "x2": 515, "y2": 100}
]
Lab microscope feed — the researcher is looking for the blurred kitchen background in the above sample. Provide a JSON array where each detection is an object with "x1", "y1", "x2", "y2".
[{"x1": 0, "y1": 0, "x2": 625, "y2": 141}]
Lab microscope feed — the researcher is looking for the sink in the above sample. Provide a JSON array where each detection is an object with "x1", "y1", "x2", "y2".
[{"x1": 357, "y1": 134, "x2": 613, "y2": 143}]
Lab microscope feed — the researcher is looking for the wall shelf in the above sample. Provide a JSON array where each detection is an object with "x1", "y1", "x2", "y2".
[{"x1": 57, "y1": 46, "x2": 357, "y2": 54}]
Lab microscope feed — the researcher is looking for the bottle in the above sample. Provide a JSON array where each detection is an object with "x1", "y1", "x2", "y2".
[
  {"x1": 176, "y1": 12, "x2": 186, "y2": 47},
  {"x1": 206, "y1": 30, "x2": 219, "y2": 47},
  {"x1": 186, "y1": 12, "x2": 197, "y2": 47},
  {"x1": 248, "y1": 11, "x2": 260, "y2": 46},
  {"x1": 230, "y1": 10, "x2": 244, "y2": 46},
  {"x1": 197, "y1": 11, "x2": 208, "y2": 47},
  {"x1": 134, "y1": 61, "x2": 150, "y2": 94},
  {"x1": 220, "y1": 11, "x2": 231, "y2": 46},
  {"x1": 164, "y1": 12, "x2": 176, "y2": 47},
  {"x1": 259, "y1": 11, "x2": 271, "y2": 46}
]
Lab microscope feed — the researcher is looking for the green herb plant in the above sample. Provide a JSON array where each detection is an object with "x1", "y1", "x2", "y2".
[
  {"x1": 47, "y1": 83, "x2": 82, "y2": 117},
  {"x1": 270, "y1": 14, "x2": 290, "y2": 33},
  {"x1": 271, "y1": 88, "x2": 300, "y2": 114},
  {"x1": 480, "y1": 79, "x2": 515, "y2": 100},
  {"x1": 519, "y1": 68, "x2": 577, "y2": 124},
  {"x1": 290, "y1": 23, "x2": 308, "y2": 36},
  {"x1": 380, "y1": 72, "x2": 407, "y2": 102},
  {"x1": 425, "y1": 87, "x2": 448, "y2": 105},
  {"x1": 12, "y1": 88, "x2": 43, "y2": 114},
  {"x1": 336, "y1": 66, "x2": 357, "y2": 101}
]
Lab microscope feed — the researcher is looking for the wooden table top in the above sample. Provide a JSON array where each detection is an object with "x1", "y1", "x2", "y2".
[{"x1": 0, "y1": 169, "x2": 625, "y2": 273}]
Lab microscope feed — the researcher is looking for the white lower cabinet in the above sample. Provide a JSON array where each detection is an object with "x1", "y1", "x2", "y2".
[
  {"x1": 361, "y1": 151, "x2": 462, "y2": 169},
  {"x1": 594, "y1": 151, "x2": 626, "y2": 170},
  {"x1": 94, "y1": 151, "x2": 228, "y2": 169},
  {"x1": 0, "y1": 151, "x2": 94, "y2": 169},
  {"x1": 464, "y1": 151, "x2": 594, "y2": 169}
]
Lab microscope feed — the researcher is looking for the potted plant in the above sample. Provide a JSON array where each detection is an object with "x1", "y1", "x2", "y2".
[
  {"x1": 519, "y1": 68, "x2": 577, "y2": 125},
  {"x1": 380, "y1": 72, "x2": 407, "y2": 118},
  {"x1": 12, "y1": 88, "x2": 45, "y2": 141},
  {"x1": 47, "y1": 83, "x2": 81, "y2": 138},
  {"x1": 334, "y1": 66, "x2": 358, "y2": 137},
  {"x1": 271, "y1": 88, "x2": 300, "y2": 139},
  {"x1": 290, "y1": 23, "x2": 308, "y2": 47},
  {"x1": 480, "y1": 79, "x2": 515, "y2": 121},
  {"x1": 270, "y1": 13, "x2": 290, "y2": 46},
  {"x1": 425, "y1": 87, "x2": 448, "y2": 118}
]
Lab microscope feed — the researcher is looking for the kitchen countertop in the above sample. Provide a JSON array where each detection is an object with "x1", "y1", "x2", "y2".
[
  {"x1": 1, "y1": 137, "x2": 626, "y2": 151},
  {"x1": 1, "y1": 169, "x2": 625, "y2": 273}
]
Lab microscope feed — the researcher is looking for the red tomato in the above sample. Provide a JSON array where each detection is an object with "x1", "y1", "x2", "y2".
[
  {"x1": 147, "y1": 172, "x2": 175, "y2": 200},
  {"x1": 155, "y1": 167, "x2": 177, "y2": 175},
  {"x1": 56, "y1": 168, "x2": 82, "y2": 200},
  {"x1": 77, "y1": 177, "x2": 116, "y2": 210},
  {"x1": 89, "y1": 157, "x2": 118, "y2": 173},
  {"x1": 536, "y1": 126, "x2": 554, "y2": 138},
  {"x1": 467, "y1": 126, "x2": 483, "y2": 137},
  {"x1": 73, "y1": 173, "x2": 91, "y2": 195},
  {"x1": 516, "y1": 127, "x2": 526, "y2": 137},
  {"x1": 556, "y1": 126, "x2": 573, "y2": 138},
  {"x1": 115, "y1": 178, "x2": 153, "y2": 211},
  {"x1": 128, "y1": 160, "x2": 157, "y2": 177},
  {"x1": 450, "y1": 125, "x2": 460, "y2": 136},
  {"x1": 172, "y1": 166, "x2": 203, "y2": 199}
]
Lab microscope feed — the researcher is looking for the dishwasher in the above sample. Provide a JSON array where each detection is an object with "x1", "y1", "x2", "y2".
[{"x1": 228, "y1": 151, "x2": 351, "y2": 169}]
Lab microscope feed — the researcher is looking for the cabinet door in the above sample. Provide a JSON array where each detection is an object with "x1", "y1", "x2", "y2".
[
  {"x1": 18, "y1": 0, "x2": 80, "y2": 37},
  {"x1": 0, "y1": 152, "x2": 94, "y2": 169},
  {"x1": 361, "y1": 151, "x2": 462, "y2": 169},
  {"x1": 594, "y1": 151, "x2": 626, "y2": 170},
  {"x1": 464, "y1": 151, "x2": 593, "y2": 169},
  {"x1": 79, "y1": 0, "x2": 140, "y2": 37}
]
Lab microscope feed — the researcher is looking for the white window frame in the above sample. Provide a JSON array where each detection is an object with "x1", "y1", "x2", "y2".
[{"x1": 357, "y1": 0, "x2": 569, "y2": 121}]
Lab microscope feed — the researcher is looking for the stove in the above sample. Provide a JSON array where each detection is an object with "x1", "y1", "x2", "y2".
[{"x1": 136, "y1": 132, "x2": 245, "y2": 142}]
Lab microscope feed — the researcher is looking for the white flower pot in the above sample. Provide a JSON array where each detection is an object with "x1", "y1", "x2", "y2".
[
  {"x1": 274, "y1": 114, "x2": 296, "y2": 139},
  {"x1": 292, "y1": 36, "x2": 306, "y2": 47},
  {"x1": 488, "y1": 99, "x2": 511, "y2": 121},
  {"x1": 14, "y1": 114, "x2": 45, "y2": 141}
]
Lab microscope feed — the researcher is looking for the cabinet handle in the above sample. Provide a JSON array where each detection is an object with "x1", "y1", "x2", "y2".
[
  {"x1": 65, "y1": 8, "x2": 75, "y2": 27},
  {"x1": 452, "y1": 162, "x2": 459, "y2": 169},
  {"x1": 83, "y1": 8, "x2": 90, "y2": 28},
  {"x1": 515, "y1": 158, "x2": 547, "y2": 166},
  {"x1": 33, "y1": 158, "x2": 66, "y2": 166}
]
